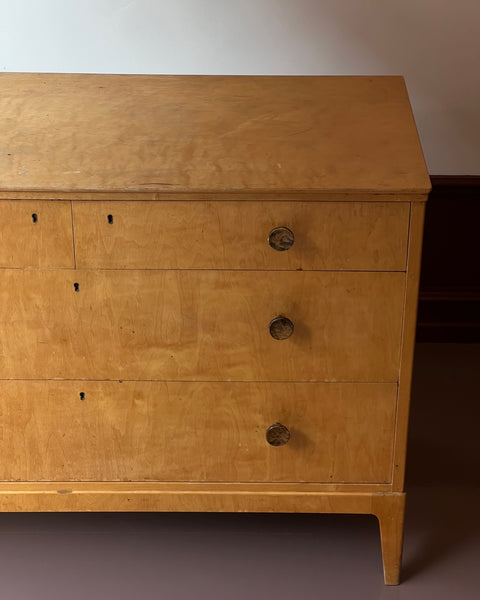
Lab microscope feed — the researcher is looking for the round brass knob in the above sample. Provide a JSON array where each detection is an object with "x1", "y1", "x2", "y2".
[
  {"x1": 268, "y1": 227, "x2": 294, "y2": 251},
  {"x1": 269, "y1": 315, "x2": 294, "y2": 340},
  {"x1": 266, "y1": 423, "x2": 290, "y2": 446}
]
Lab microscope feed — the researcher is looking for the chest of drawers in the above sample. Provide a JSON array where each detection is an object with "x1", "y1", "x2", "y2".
[{"x1": 0, "y1": 73, "x2": 430, "y2": 584}]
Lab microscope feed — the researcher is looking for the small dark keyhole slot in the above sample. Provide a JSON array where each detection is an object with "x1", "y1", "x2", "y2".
[
  {"x1": 79, "y1": 392, "x2": 85, "y2": 401},
  {"x1": 74, "y1": 282, "x2": 80, "y2": 292},
  {"x1": 107, "y1": 214, "x2": 113, "y2": 224},
  {"x1": 32, "y1": 213, "x2": 38, "y2": 223}
]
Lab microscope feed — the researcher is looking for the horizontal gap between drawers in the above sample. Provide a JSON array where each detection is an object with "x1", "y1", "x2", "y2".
[
  {"x1": 0, "y1": 266, "x2": 407, "y2": 273},
  {"x1": 0, "y1": 378, "x2": 399, "y2": 384},
  {"x1": 0, "y1": 194, "x2": 423, "y2": 202},
  {"x1": 0, "y1": 480, "x2": 393, "y2": 486}
]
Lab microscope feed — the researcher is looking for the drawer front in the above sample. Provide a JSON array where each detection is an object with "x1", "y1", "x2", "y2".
[
  {"x1": 72, "y1": 201, "x2": 409, "y2": 271},
  {"x1": 0, "y1": 269, "x2": 404, "y2": 381},
  {"x1": 0, "y1": 381, "x2": 397, "y2": 483},
  {"x1": 0, "y1": 200, "x2": 74, "y2": 267}
]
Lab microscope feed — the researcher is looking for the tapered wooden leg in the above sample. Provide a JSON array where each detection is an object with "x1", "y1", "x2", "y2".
[{"x1": 372, "y1": 493, "x2": 406, "y2": 585}]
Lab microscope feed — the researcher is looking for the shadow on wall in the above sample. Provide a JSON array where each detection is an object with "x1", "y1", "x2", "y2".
[
  {"x1": 403, "y1": 343, "x2": 480, "y2": 580},
  {"x1": 408, "y1": 343, "x2": 480, "y2": 486}
]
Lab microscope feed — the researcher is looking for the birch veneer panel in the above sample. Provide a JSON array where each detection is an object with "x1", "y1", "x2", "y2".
[
  {"x1": 0, "y1": 200, "x2": 74, "y2": 267},
  {"x1": 0, "y1": 73, "x2": 430, "y2": 585},
  {"x1": 72, "y1": 201, "x2": 410, "y2": 271},
  {"x1": 0, "y1": 381, "x2": 397, "y2": 484},
  {"x1": 0, "y1": 74, "x2": 430, "y2": 195},
  {"x1": 0, "y1": 269, "x2": 404, "y2": 382}
]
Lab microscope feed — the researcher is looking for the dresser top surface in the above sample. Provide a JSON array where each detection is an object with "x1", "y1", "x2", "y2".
[{"x1": 0, "y1": 73, "x2": 430, "y2": 197}]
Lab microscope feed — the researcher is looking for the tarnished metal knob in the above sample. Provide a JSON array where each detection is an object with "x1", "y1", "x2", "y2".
[
  {"x1": 268, "y1": 227, "x2": 295, "y2": 251},
  {"x1": 266, "y1": 423, "x2": 290, "y2": 446},
  {"x1": 269, "y1": 315, "x2": 294, "y2": 340}
]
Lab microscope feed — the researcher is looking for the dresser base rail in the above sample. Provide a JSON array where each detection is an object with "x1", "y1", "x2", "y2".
[{"x1": 0, "y1": 484, "x2": 405, "y2": 585}]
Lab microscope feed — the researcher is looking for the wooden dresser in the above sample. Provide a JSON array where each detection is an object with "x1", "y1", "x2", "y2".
[{"x1": 0, "y1": 73, "x2": 430, "y2": 584}]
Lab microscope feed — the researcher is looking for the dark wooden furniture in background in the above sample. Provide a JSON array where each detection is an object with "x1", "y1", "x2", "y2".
[{"x1": 418, "y1": 176, "x2": 480, "y2": 343}]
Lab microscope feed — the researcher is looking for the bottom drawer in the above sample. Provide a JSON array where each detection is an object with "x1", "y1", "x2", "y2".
[{"x1": 0, "y1": 381, "x2": 396, "y2": 484}]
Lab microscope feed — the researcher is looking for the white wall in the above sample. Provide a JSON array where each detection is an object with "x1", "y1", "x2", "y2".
[{"x1": 1, "y1": 0, "x2": 478, "y2": 174}]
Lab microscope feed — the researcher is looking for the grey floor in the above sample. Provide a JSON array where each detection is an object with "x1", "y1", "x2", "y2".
[{"x1": 0, "y1": 343, "x2": 479, "y2": 600}]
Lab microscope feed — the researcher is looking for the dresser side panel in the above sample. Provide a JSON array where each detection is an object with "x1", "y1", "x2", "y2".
[{"x1": 392, "y1": 201, "x2": 426, "y2": 490}]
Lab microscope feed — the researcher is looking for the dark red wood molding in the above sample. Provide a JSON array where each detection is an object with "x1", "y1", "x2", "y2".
[
  {"x1": 417, "y1": 175, "x2": 480, "y2": 342},
  {"x1": 429, "y1": 175, "x2": 480, "y2": 188}
]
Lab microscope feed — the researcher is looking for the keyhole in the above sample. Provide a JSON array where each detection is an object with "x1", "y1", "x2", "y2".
[
  {"x1": 107, "y1": 214, "x2": 113, "y2": 224},
  {"x1": 74, "y1": 282, "x2": 80, "y2": 292},
  {"x1": 79, "y1": 392, "x2": 85, "y2": 401},
  {"x1": 32, "y1": 213, "x2": 38, "y2": 223}
]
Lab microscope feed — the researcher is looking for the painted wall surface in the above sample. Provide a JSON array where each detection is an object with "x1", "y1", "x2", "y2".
[{"x1": 1, "y1": 0, "x2": 478, "y2": 174}]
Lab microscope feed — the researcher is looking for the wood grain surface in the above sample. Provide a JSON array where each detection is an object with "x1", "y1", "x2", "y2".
[
  {"x1": 0, "y1": 73, "x2": 431, "y2": 195},
  {"x1": 0, "y1": 481, "x2": 393, "y2": 494},
  {"x1": 0, "y1": 484, "x2": 386, "y2": 515},
  {"x1": 0, "y1": 380, "x2": 397, "y2": 483},
  {"x1": 0, "y1": 74, "x2": 430, "y2": 585},
  {"x1": 72, "y1": 200, "x2": 409, "y2": 271},
  {"x1": 373, "y1": 493, "x2": 406, "y2": 585},
  {"x1": 0, "y1": 200, "x2": 74, "y2": 267},
  {"x1": 0, "y1": 269, "x2": 405, "y2": 381},
  {"x1": 393, "y1": 202, "x2": 426, "y2": 489}
]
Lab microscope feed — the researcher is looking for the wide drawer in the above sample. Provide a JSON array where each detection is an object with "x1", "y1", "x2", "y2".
[
  {"x1": 0, "y1": 380, "x2": 397, "y2": 483},
  {"x1": 0, "y1": 200, "x2": 74, "y2": 267},
  {"x1": 72, "y1": 201, "x2": 409, "y2": 271},
  {"x1": 0, "y1": 269, "x2": 404, "y2": 381}
]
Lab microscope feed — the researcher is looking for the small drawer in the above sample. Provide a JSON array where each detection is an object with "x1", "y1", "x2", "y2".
[
  {"x1": 72, "y1": 200, "x2": 409, "y2": 271},
  {"x1": 0, "y1": 380, "x2": 397, "y2": 483},
  {"x1": 0, "y1": 269, "x2": 404, "y2": 382},
  {"x1": 0, "y1": 200, "x2": 74, "y2": 268}
]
